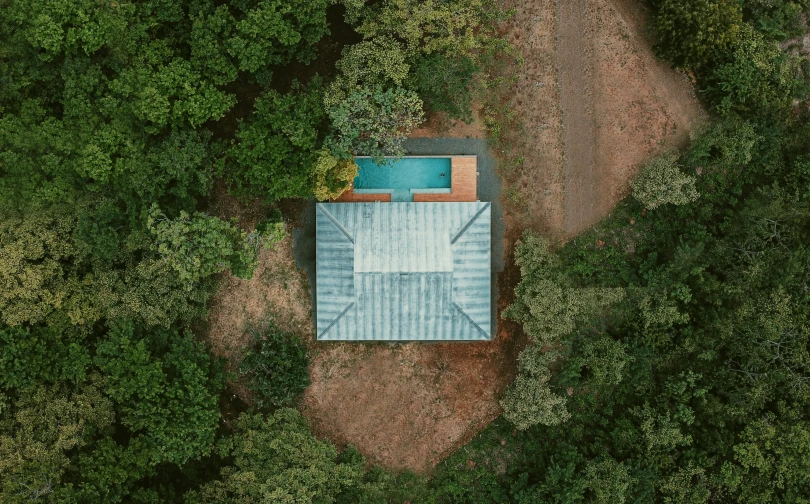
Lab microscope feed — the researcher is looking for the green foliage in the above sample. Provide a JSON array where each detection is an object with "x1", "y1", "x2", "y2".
[
  {"x1": 326, "y1": 86, "x2": 424, "y2": 161},
  {"x1": 500, "y1": 347, "x2": 570, "y2": 430},
  {"x1": 324, "y1": 37, "x2": 411, "y2": 110},
  {"x1": 584, "y1": 458, "x2": 636, "y2": 504},
  {"x1": 186, "y1": 409, "x2": 365, "y2": 504},
  {"x1": 355, "y1": 0, "x2": 488, "y2": 57},
  {"x1": 452, "y1": 109, "x2": 810, "y2": 501},
  {"x1": 410, "y1": 53, "x2": 479, "y2": 123},
  {"x1": 651, "y1": 0, "x2": 743, "y2": 68},
  {"x1": 225, "y1": 82, "x2": 327, "y2": 200},
  {"x1": 631, "y1": 152, "x2": 700, "y2": 209},
  {"x1": 147, "y1": 205, "x2": 260, "y2": 286},
  {"x1": 94, "y1": 322, "x2": 224, "y2": 466},
  {"x1": 239, "y1": 324, "x2": 310, "y2": 409},
  {"x1": 701, "y1": 23, "x2": 804, "y2": 116},
  {"x1": 0, "y1": 325, "x2": 89, "y2": 390},
  {"x1": 0, "y1": 384, "x2": 114, "y2": 503},
  {"x1": 312, "y1": 150, "x2": 359, "y2": 201},
  {"x1": 506, "y1": 232, "x2": 625, "y2": 345},
  {"x1": 226, "y1": 0, "x2": 330, "y2": 85},
  {"x1": 0, "y1": 212, "x2": 88, "y2": 326},
  {"x1": 108, "y1": 60, "x2": 237, "y2": 134},
  {"x1": 743, "y1": 0, "x2": 810, "y2": 40},
  {"x1": 253, "y1": 211, "x2": 287, "y2": 249}
]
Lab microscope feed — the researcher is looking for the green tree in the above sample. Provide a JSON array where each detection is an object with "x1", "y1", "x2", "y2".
[
  {"x1": 226, "y1": 0, "x2": 329, "y2": 85},
  {"x1": 0, "y1": 385, "x2": 114, "y2": 504},
  {"x1": 0, "y1": 325, "x2": 89, "y2": 390},
  {"x1": 409, "y1": 53, "x2": 479, "y2": 123},
  {"x1": 501, "y1": 347, "x2": 570, "y2": 430},
  {"x1": 239, "y1": 323, "x2": 311, "y2": 409},
  {"x1": 506, "y1": 232, "x2": 625, "y2": 345},
  {"x1": 726, "y1": 408, "x2": 810, "y2": 503},
  {"x1": 225, "y1": 82, "x2": 327, "y2": 199},
  {"x1": 0, "y1": 211, "x2": 95, "y2": 327},
  {"x1": 147, "y1": 205, "x2": 260, "y2": 287},
  {"x1": 326, "y1": 86, "x2": 424, "y2": 161},
  {"x1": 186, "y1": 410, "x2": 365, "y2": 504},
  {"x1": 324, "y1": 37, "x2": 411, "y2": 110},
  {"x1": 312, "y1": 150, "x2": 359, "y2": 201},
  {"x1": 702, "y1": 23, "x2": 803, "y2": 116},
  {"x1": 355, "y1": 0, "x2": 487, "y2": 56},
  {"x1": 583, "y1": 458, "x2": 636, "y2": 504},
  {"x1": 651, "y1": 0, "x2": 743, "y2": 68},
  {"x1": 631, "y1": 152, "x2": 699, "y2": 210},
  {"x1": 94, "y1": 323, "x2": 224, "y2": 466}
]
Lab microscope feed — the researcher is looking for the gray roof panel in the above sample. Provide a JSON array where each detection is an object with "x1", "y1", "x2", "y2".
[{"x1": 316, "y1": 202, "x2": 491, "y2": 341}]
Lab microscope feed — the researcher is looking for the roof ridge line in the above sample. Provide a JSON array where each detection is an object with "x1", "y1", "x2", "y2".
[
  {"x1": 317, "y1": 203, "x2": 354, "y2": 244},
  {"x1": 318, "y1": 301, "x2": 355, "y2": 339},
  {"x1": 451, "y1": 301, "x2": 490, "y2": 339},
  {"x1": 450, "y1": 202, "x2": 491, "y2": 245}
]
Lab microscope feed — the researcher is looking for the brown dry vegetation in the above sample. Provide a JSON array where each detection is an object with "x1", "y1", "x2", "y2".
[
  {"x1": 410, "y1": 108, "x2": 487, "y2": 139},
  {"x1": 205, "y1": 185, "x2": 314, "y2": 402},
  {"x1": 206, "y1": 236, "x2": 314, "y2": 400}
]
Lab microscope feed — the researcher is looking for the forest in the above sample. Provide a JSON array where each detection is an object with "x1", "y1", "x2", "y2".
[{"x1": 0, "y1": 0, "x2": 809, "y2": 502}]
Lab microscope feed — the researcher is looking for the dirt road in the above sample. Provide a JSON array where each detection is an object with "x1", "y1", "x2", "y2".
[
  {"x1": 505, "y1": 0, "x2": 705, "y2": 238},
  {"x1": 557, "y1": 0, "x2": 599, "y2": 234}
]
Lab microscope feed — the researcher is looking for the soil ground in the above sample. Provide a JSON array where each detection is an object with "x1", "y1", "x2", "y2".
[
  {"x1": 204, "y1": 0, "x2": 706, "y2": 474},
  {"x1": 504, "y1": 0, "x2": 706, "y2": 237}
]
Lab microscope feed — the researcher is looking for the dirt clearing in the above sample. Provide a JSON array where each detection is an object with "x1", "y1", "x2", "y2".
[
  {"x1": 206, "y1": 235, "x2": 314, "y2": 400},
  {"x1": 504, "y1": 0, "x2": 706, "y2": 236},
  {"x1": 300, "y1": 306, "x2": 522, "y2": 472}
]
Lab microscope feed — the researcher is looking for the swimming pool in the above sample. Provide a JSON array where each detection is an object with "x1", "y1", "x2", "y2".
[{"x1": 354, "y1": 157, "x2": 451, "y2": 202}]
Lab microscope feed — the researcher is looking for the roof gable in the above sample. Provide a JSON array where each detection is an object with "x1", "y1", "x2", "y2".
[{"x1": 316, "y1": 202, "x2": 491, "y2": 341}]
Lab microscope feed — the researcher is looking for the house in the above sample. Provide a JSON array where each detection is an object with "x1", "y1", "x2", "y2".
[{"x1": 315, "y1": 157, "x2": 492, "y2": 341}]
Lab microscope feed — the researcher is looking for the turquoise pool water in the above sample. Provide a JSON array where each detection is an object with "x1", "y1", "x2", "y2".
[{"x1": 355, "y1": 157, "x2": 451, "y2": 202}]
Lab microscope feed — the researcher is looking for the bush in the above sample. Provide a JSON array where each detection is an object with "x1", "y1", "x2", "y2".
[
  {"x1": 631, "y1": 152, "x2": 699, "y2": 209},
  {"x1": 240, "y1": 324, "x2": 310, "y2": 408},
  {"x1": 312, "y1": 149, "x2": 358, "y2": 201}
]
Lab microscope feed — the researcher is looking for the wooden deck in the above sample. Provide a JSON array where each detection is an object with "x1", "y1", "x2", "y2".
[
  {"x1": 414, "y1": 157, "x2": 477, "y2": 202},
  {"x1": 333, "y1": 156, "x2": 477, "y2": 203},
  {"x1": 333, "y1": 186, "x2": 391, "y2": 202}
]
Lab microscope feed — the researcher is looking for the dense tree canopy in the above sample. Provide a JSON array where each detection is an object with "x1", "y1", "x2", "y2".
[{"x1": 0, "y1": 0, "x2": 498, "y2": 501}]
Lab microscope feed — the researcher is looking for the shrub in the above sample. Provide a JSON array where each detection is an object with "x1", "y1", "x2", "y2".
[
  {"x1": 240, "y1": 324, "x2": 310, "y2": 408},
  {"x1": 631, "y1": 152, "x2": 699, "y2": 210}
]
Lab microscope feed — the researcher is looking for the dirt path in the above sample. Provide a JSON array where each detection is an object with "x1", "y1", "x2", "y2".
[
  {"x1": 504, "y1": 0, "x2": 706, "y2": 238},
  {"x1": 557, "y1": 0, "x2": 599, "y2": 234}
]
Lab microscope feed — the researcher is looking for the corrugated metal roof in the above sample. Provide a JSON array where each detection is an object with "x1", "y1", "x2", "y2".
[{"x1": 316, "y1": 202, "x2": 491, "y2": 341}]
